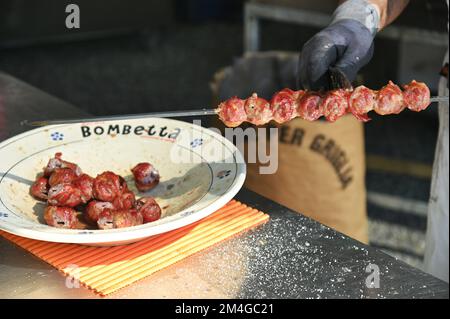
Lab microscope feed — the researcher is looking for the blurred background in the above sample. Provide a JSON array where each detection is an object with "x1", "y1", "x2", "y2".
[{"x1": 0, "y1": 0, "x2": 448, "y2": 268}]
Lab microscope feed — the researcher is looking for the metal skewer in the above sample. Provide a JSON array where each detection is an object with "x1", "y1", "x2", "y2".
[
  {"x1": 430, "y1": 96, "x2": 449, "y2": 103},
  {"x1": 20, "y1": 108, "x2": 217, "y2": 127}
]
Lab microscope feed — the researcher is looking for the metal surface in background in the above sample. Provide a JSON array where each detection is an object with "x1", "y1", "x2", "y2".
[{"x1": 0, "y1": 71, "x2": 448, "y2": 298}]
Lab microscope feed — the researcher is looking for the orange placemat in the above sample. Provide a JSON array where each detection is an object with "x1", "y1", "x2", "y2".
[{"x1": 0, "y1": 200, "x2": 269, "y2": 296}]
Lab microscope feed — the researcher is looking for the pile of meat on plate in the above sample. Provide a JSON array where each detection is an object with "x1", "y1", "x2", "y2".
[{"x1": 30, "y1": 152, "x2": 162, "y2": 230}]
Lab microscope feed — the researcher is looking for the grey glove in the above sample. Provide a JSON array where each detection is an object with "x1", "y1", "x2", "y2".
[{"x1": 298, "y1": 0, "x2": 380, "y2": 90}]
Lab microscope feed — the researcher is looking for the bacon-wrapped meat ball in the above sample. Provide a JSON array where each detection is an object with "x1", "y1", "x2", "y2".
[
  {"x1": 97, "y1": 209, "x2": 144, "y2": 230},
  {"x1": 321, "y1": 89, "x2": 349, "y2": 123},
  {"x1": 131, "y1": 163, "x2": 160, "y2": 192},
  {"x1": 44, "y1": 206, "x2": 79, "y2": 229},
  {"x1": 93, "y1": 171, "x2": 122, "y2": 202},
  {"x1": 271, "y1": 89, "x2": 303, "y2": 124},
  {"x1": 244, "y1": 93, "x2": 273, "y2": 126},
  {"x1": 47, "y1": 183, "x2": 83, "y2": 207},
  {"x1": 72, "y1": 174, "x2": 94, "y2": 203},
  {"x1": 375, "y1": 81, "x2": 404, "y2": 115},
  {"x1": 109, "y1": 177, "x2": 135, "y2": 209},
  {"x1": 85, "y1": 200, "x2": 114, "y2": 223},
  {"x1": 113, "y1": 190, "x2": 136, "y2": 210},
  {"x1": 403, "y1": 80, "x2": 431, "y2": 112},
  {"x1": 43, "y1": 152, "x2": 82, "y2": 177},
  {"x1": 297, "y1": 92, "x2": 323, "y2": 121},
  {"x1": 216, "y1": 97, "x2": 247, "y2": 128},
  {"x1": 30, "y1": 176, "x2": 49, "y2": 201},
  {"x1": 348, "y1": 85, "x2": 376, "y2": 122},
  {"x1": 48, "y1": 168, "x2": 78, "y2": 187},
  {"x1": 136, "y1": 197, "x2": 162, "y2": 223}
]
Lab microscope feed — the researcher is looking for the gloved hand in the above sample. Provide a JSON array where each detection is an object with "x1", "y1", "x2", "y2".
[{"x1": 298, "y1": 0, "x2": 380, "y2": 90}]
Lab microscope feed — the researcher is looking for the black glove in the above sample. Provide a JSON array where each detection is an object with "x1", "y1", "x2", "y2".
[{"x1": 298, "y1": 19, "x2": 375, "y2": 91}]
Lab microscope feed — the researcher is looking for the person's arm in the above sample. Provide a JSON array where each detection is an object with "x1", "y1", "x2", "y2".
[
  {"x1": 298, "y1": 0, "x2": 410, "y2": 90},
  {"x1": 353, "y1": 0, "x2": 410, "y2": 30}
]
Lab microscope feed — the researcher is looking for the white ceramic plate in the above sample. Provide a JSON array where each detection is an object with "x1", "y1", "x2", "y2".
[{"x1": 0, "y1": 118, "x2": 246, "y2": 245}]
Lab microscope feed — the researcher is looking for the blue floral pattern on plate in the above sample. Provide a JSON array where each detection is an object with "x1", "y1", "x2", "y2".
[
  {"x1": 180, "y1": 210, "x2": 195, "y2": 217},
  {"x1": 190, "y1": 138, "x2": 203, "y2": 148},
  {"x1": 217, "y1": 170, "x2": 231, "y2": 179},
  {"x1": 51, "y1": 132, "x2": 64, "y2": 141}
]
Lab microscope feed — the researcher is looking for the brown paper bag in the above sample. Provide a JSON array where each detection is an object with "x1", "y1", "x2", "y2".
[{"x1": 245, "y1": 117, "x2": 368, "y2": 243}]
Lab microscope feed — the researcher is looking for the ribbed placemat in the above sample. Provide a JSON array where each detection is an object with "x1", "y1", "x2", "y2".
[{"x1": 0, "y1": 200, "x2": 269, "y2": 296}]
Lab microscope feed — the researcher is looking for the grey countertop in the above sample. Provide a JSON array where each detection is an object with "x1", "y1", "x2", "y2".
[{"x1": 0, "y1": 71, "x2": 448, "y2": 299}]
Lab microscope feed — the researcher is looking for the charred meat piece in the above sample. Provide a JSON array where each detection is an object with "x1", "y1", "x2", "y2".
[
  {"x1": 244, "y1": 93, "x2": 273, "y2": 126},
  {"x1": 97, "y1": 209, "x2": 115, "y2": 230},
  {"x1": 403, "y1": 80, "x2": 431, "y2": 112},
  {"x1": 112, "y1": 209, "x2": 143, "y2": 229},
  {"x1": 97, "y1": 209, "x2": 144, "y2": 230},
  {"x1": 30, "y1": 176, "x2": 49, "y2": 201},
  {"x1": 48, "y1": 168, "x2": 78, "y2": 187},
  {"x1": 72, "y1": 174, "x2": 94, "y2": 203},
  {"x1": 348, "y1": 85, "x2": 376, "y2": 122},
  {"x1": 375, "y1": 81, "x2": 405, "y2": 115},
  {"x1": 297, "y1": 92, "x2": 323, "y2": 121},
  {"x1": 271, "y1": 89, "x2": 303, "y2": 124},
  {"x1": 131, "y1": 163, "x2": 160, "y2": 192},
  {"x1": 216, "y1": 96, "x2": 248, "y2": 128},
  {"x1": 93, "y1": 171, "x2": 122, "y2": 202},
  {"x1": 136, "y1": 197, "x2": 162, "y2": 223},
  {"x1": 113, "y1": 191, "x2": 136, "y2": 210},
  {"x1": 44, "y1": 206, "x2": 79, "y2": 229},
  {"x1": 112, "y1": 177, "x2": 136, "y2": 209},
  {"x1": 44, "y1": 152, "x2": 82, "y2": 177},
  {"x1": 348, "y1": 85, "x2": 376, "y2": 115},
  {"x1": 48, "y1": 183, "x2": 83, "y2": 207},
  {"x1": 86, "y1": 200, "x2": 114, "y2": 223},
  {"x1": 321, "y1": 89, "x2": 349, "y2": 123}
]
